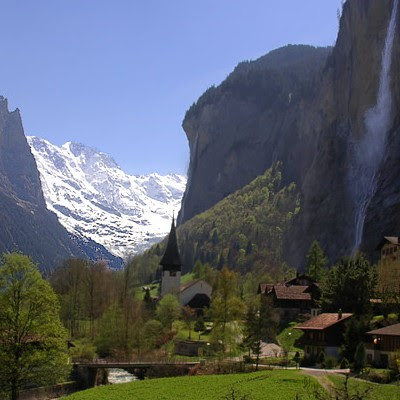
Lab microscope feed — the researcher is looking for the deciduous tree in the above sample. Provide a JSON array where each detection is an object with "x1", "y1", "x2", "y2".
[
  {"x1": 156, "y1": 294, "x2": 181, "y2": 330},
  {"x1": 0, "y1": 253, "x2": 69, "y2": 400}
]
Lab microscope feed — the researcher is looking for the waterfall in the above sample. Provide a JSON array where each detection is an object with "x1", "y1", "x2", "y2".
[{"x1": 351, "y1": 0, "x2": 398, "y2": 253}]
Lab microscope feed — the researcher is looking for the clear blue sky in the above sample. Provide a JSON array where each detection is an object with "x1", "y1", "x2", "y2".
[{"x1": 0, "y1": 0, "x2": 342, "y2": 175}]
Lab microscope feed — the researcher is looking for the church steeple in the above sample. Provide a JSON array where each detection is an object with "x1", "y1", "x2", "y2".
[{"x1": 160, "y1": 215, "x2": 181, "y2": 272}]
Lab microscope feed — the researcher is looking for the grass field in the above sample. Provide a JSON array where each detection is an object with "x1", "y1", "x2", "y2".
[
  {"x1": 328, "y1": 374, "x2": 400, "y2": 399},
  {"x1": 277, "y1": 322, "x2": 304, "y2": 354},
  {"x1": 63, "y1": 370, "x2": 321, "y2": 400}
]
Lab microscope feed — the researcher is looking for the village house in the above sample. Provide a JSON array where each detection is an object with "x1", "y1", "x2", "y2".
[
  {"x1": 295, "y1": 311, "x2": 353, "y2": 360},
  {"x1": 375, "y1": 236, "x2": 400, "y2": 297},
  {"x1": 365, "y1": 323, "x2": 400, "y2": 367},
  {"x1": 258, "y1": 273, "x2": 320, "y2": 318},
  {"x1": 376, "y1": 236, "x2": 400, "y2": 261},
  {"x1": 160, "y1": 216, "x2": 212, "y2": 309}
]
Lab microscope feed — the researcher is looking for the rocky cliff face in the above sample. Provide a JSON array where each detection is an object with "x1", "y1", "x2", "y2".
[
  {"x1": 179, "y1": 45, "x2": 331, "y2": 224},
  {"x1": 0, "y1": 97, "x2": 84, "y2": 270},
  {"x1": 179, "y1": 0, "x2": 400, "y2": 267}
]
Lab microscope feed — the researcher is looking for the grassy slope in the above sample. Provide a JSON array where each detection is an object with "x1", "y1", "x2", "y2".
[
  {"x1": 63, "y1": 370, "x2": 319, "y2": 400},
  {"x1": 277, "y1": 322, "x2": 304, "y2": 354},
  {"x1": 328, "y1": 375, "x2": 400, "y2": 399}
]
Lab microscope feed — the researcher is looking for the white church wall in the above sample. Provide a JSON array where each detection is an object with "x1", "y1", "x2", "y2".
[{"x1": 179, "y1": 280, "x2": 212, "y2": 306}]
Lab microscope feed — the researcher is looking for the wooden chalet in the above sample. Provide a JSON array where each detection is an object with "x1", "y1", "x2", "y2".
[
  {"x1": 376, "y1": 236, "x2": 400, "y2": 261},
  {"x1": 295, "y1": 312, "x2": 353, "y2": 359},
  {"x1": 366, "y1": 323, "x2": 400, "y2": 367},
  {"x1": 258, "y1": 273, "x2": 320, "y2": 318}
]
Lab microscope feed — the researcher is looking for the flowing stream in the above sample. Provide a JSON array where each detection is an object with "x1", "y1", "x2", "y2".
[
  {"x1": 108, "y1": 368, "x2": 137, "y2": 384},
  {"x1": 351, "y1": 0, "x2": 398, "y2": 253}
]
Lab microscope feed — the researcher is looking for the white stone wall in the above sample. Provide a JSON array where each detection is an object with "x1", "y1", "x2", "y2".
[
  {"x1": 179, "y1": 280, "x2": 212, "y2": 306},
  {"x1": 160, "y1": 270, "x2": 181, "y2": 297}
]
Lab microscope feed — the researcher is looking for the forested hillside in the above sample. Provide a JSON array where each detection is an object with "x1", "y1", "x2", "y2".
[{"x1": 128, "y1": 163, "x2": 299, "y2": 284}]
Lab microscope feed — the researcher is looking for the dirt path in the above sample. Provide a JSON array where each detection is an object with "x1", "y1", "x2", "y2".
[{"x1": 301, "y1": 369, "x2": 338, "y2": 397}]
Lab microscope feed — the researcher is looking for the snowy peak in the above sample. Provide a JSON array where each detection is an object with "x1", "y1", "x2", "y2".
[{"x1": 27, "y1": 136, "x2": 186, "y2": 259}]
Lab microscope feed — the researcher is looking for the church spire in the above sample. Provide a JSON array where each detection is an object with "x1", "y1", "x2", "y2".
[{"x1": 160, "y1": 215, "x2": 182, "y2": 271}]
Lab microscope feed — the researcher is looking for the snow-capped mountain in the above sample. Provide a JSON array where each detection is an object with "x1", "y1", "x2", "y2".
[{"x1": 27, "y1": 136, "x2": 186, "y2": 259}]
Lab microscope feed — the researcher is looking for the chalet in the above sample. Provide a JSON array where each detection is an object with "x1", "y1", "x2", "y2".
[
  {"x1": 258, "y1": 274, "x2": 320, "y2": 318},
  {"x1": 366, "y1": 323, "x2": 400, "y2": 367},
  {"x1": 160, "y1": 217, "x2": 212, "y2": 309},
  {"x1": 376, "y1": 236, "x2": 400, "y2": 261},
  {"x1": 375, "y1": 236, "x2": 400, "y2": 299},
  {"x1": 295, "y1": 312, "x2": 353, "y2": 359}
]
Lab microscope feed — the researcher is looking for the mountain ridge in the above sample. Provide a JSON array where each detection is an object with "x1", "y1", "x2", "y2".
[
  {"x1": 0, "y1": 96, "x2": 84, "y2": 270},
  {"x1": 28, "y1": 136, "x2": 186, "y2": 259}
]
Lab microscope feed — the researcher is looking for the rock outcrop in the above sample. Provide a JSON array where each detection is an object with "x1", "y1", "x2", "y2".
[
  {"x1": 0, "y1": 96, "x2": 84, "y2": 270},
  {"x1": 179, "y1": 0, "x2": 400, "y2": 267}
]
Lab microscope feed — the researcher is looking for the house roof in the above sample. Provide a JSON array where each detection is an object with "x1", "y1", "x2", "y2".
[
  {"x1": 273, "y1": 284, "x2": 312, "y2": 301},
  {"x1": 180, "y1": 279, "x2": 201, "y2": 293},
  {"x1": 376, "y1": 236, "x2": 400, "y2": 250},
  {"x1": 180, "y1": 279, "x2": 211, "y2": 293},
  {"x1": 285, "y1": 274, "x2": 316, "y2": 286},
  {"x1": 257, "y1": 283, "x2": 274, "y2": 294},
  {"x1": 367, "y1": 323, "x2": 400, "y2": 337},
  {"x1": 160, "y1": 216, "x2": 181, "y2": 271},
  {"x1": 295, "y1": 313, "x2": 353, "y2": 330}
]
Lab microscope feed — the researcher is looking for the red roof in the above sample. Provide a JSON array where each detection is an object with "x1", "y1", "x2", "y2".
[
  {"x1": 273, "y1": 284, "x2": 312, "y2": 301},
  {"x1": 367, "y1": 323, "x2": 400, "y2": 337},
  {"x1": 295, "y1": 313, "x2": 353, "y2": 330}
]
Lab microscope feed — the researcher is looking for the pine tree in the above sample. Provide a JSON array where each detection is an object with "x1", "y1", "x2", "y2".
[{"x1": 305, "y1": 240, "x2": 327, "y2": 281}]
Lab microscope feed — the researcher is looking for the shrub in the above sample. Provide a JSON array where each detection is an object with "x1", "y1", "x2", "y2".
[
  {"x1": 361, "y1": 368, "x2": 393, "y2": 384},
  {"x1": 340, "y1": 357, "x2": 350, "y2": 369},
  {"x1": 69, "y1": 340, "x2": 97, "y2": 362},
  {"x1": 324, "y1": 356, "x2": 338, "y2": 369},
  {"x1": 387, "y1": 313, "x2": 398, "y2": 324}
]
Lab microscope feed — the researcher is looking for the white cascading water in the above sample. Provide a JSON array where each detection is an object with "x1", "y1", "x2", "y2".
[{"x1": 351, "y1": 0, "x2": 398, "y2": 253}]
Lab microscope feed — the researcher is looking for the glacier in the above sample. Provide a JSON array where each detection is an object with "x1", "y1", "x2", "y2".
[{"x1": 27, "y1": 136, "x2": 186, "y2": 259}]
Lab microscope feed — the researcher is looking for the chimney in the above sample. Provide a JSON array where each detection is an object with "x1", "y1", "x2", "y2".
[{"x1": 338, "y1": 308, "x2": 343, "y2": 319}]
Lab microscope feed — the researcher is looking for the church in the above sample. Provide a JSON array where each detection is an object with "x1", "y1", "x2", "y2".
[{"x1": 160, "y1": 216, "x2": 212, "y2": 309}]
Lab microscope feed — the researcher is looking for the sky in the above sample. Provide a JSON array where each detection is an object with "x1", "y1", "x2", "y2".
[{"x1": 0, "y1": 0, "x2": 343, "y2": 175}]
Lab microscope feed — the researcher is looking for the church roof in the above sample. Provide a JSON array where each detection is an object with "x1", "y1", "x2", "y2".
[{"x1": 160, "y1": 216, "x2": 182, "y2": 271}]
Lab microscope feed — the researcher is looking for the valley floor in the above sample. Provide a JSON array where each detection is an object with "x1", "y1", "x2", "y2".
[
  {"x1": 62, "y1": 369, "x2": 400, "y2": 400},
  {"x1": 62, "y1": 370, "x2": 316, "y2": 400}
]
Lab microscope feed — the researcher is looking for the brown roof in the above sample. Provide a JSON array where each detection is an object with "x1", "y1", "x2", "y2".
[
  {"x1": 285, "y1": 274, "x2": 316, "y2": 286},
  {"x1": 273, "y1": 284, "x2": 312, "y2": 301},
  {"x1": 367, "y1": 323, "x2": 400, "y2": 337},
  {"x1": 295, "y1": 313, "x2": 353, "y2": 330},
  {"x1": 258, "y1": 283, "x2": 274, "y2": 294}
]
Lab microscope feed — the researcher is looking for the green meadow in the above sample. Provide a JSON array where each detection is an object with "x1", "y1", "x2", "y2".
[{"x1": 63, "y1": 370, "x2": 317, "y2": 400}]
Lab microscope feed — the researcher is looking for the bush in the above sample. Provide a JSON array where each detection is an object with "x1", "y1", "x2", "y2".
[
  {"x1": 360, "y1": 368, "x2": 393, "y2": 384},
  {"x1": 387, "y1": 313, "x2": 398, "y2": 324},
  {"x1": 324, "y1": 356, "x2": 338, "y2": 369},
  {"x1": 69, "y1": 339, "x2": 97, "y2": 361},
  {"x1": 340, "y1": 357, "x2": 350, "y2": 369},
  {"x1": 243, "y1": 355, "x2": 252, "y2": 364}
]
